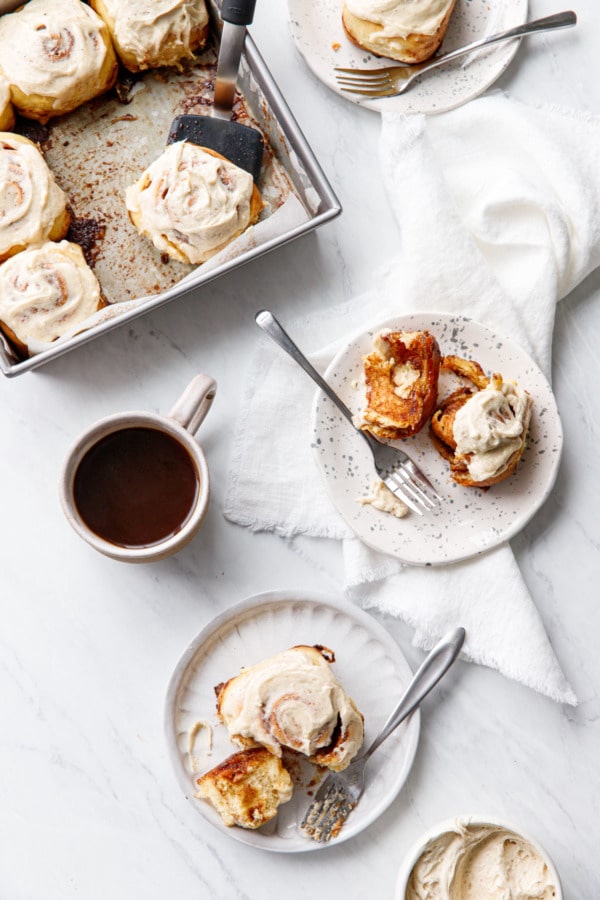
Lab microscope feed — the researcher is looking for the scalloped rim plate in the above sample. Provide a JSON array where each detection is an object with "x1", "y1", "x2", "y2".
[
  {"x1": 288, "y1": 0, "x2": 528, "y2": 114},
  {"x1": 310, "y1": 312, "x2": 563, "y2": 566},
  {"x1": 164, "y1": 590, "x2": 420, "y2": 852}
]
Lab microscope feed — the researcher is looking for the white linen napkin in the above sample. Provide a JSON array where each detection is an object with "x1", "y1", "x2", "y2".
[{"x1": 226, "y1": 95, "x2": 600, "y2": 705}]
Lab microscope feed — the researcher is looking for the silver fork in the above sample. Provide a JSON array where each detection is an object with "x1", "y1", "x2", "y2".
[
  {"x1": 301, "y1": 626, "x2": 466, "y2": 842},
  {"x1": 255, "y1": 310, "x2": 441, "y2": 516},
  {"x1": 335, "y1": 11, "x2": 577, "y2": 98}
]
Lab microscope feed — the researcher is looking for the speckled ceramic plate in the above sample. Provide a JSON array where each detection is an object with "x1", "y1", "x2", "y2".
[
  {"x1": 164, "y1": 590, "x2": 420, "y2": 852},
  {"x1": 288, "y1": 0, "x2": 528, "y2": 114},
  {"x1": 311, "y1": 313, "x2": 562, "y2": 565}
]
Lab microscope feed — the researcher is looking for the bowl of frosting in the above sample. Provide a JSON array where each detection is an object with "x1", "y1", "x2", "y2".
[{"x1": 394, "y1": 815, "x2": 562, "y2": 899}]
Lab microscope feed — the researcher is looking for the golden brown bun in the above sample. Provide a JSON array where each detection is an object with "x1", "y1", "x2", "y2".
[
  {"x1": 89, "y1": 0, "x2": 209, "y2": 72},
  {"x1": 0, "y1": 94, "x2": 15, "y2": 132},
  {"x1": 342, "y1": 0, "x2": 457, "y2": 64},
  {"x1": 0, "y1": 0, "x2": 118, "y2": 123},
  {"x1": 195, "y1": 748, "x2": 293, "y2": 829},
  {"x1": 362, "y1": 330, "x2": 441, "y2": 440},
  {"x1": 430, "y1": 357, "x2": 531, "y2": 488}
]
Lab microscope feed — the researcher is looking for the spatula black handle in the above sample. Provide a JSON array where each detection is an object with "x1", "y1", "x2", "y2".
[{"x1": 221, "y1": 0, "x2": 257, "y2": 26}]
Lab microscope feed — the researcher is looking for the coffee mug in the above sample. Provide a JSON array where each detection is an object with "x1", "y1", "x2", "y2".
[{"x1": 59, "y1": 374, "x2": 217, "y2": 562}]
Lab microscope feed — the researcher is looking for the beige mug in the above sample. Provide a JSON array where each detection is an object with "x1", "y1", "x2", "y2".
[{"x1": 59, "y1": 374, "x2": 217, "y2": 563}]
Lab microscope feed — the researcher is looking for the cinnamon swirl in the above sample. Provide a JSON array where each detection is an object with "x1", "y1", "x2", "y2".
[
  {"x1": 342, "y1": 0, "x2": 457, "y2": 64},
  {"x1": 0, "y1": 240, "x2": 103, "y2": 356},
  {"x1": 215, "y1": 646, "x2": 364, "y2": 773},
  {"x1": 125, "y1": 142, "x2": 263, "y2": 265},
  {"x1": 0, "y1": 75, "x2": 15, "y2": 133},
  {"x1": 89, "y1": 0, "x2": 209, "y2": 73},
  {"x1": 0, "y1": 0, "x2": 118, "y2": 124},
  {"x1": 0, "y1": 133, "x2": 70, "y2": 263}
]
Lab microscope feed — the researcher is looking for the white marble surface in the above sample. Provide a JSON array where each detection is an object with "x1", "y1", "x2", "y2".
[{"x1": 1, "y1": 1, "x2": 599, "y2": 897}]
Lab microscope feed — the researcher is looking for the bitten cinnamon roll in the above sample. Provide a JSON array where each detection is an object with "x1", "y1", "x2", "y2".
[
  {"x1": 0, "y1": 240, "x2": 103, "y2": 356},
  {"x1": 342, "y1": 0, "x2": 458, "y2": 64},
  {"x1": 125, "y1": 142, "x2": 263, "y2": 265},
  {"x1": 89, "y1": 0, "x2": 209, "y2": 73},
  {"x1": 430, "y1": 356, "x2": 534, "y2": 487},
  {"x1": 0, "y1": 134, "x2": 70, "y2": 263},
  {"x1": 361, "y1": 329, "x2": 441, "y2": 440},
  {"x1": 0, "y1": 0, "x2": 118, "y2": 124},
  {"x1": 215, "y1": 646, "x2": 364, "y2": 773},
  {"x1": 0, "y1": 75, "x2": 15, "y2": 132}
]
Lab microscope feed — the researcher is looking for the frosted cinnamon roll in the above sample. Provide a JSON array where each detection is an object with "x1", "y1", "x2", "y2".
[
  {"x1": 342, "y1": 0, "x2": 457, "y2": 64},
  {"x1": 0, "y1": 74, "x2": 15, "y2": 132},
  {"x1": 126, "y1": 142, "x2": 263, "y2": 265},
  {"x1": 215, "y1": 646, "x2": 364, "y2": 772},
  {"x1": 0, "y1": 133, "x2": 70, "y2": 263},
  {"x1": 0, "y1": 240, "x2": 103, "y2": 356},
  {"x1": 89, "y1": 0, "x2": 209, "y2": 73},
  {"x1": 0, "y1": 0, "x2": 118, "y2": 124}
]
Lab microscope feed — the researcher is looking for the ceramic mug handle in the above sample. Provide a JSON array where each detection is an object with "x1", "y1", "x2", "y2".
[{"x1": 168, "y1": 374, "x2": 217, "y2": 435}]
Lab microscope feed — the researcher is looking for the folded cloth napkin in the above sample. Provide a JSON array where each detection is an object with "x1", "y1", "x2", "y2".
[{"x1": 226, "y1": 95, "x2": 600, "y2": 705}]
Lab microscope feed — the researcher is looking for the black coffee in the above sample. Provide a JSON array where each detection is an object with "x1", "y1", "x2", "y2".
[{"x1": 73, "y1": 427, "x2": 199, "y2": 548}]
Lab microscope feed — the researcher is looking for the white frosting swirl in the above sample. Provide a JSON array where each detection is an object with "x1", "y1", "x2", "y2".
[
  {"x1": 125, "y1": 142, "x2": 256, "y2": 264},
  {"x1": 0, "y1": 134, "x2": 68, "y2": 260},
  {"x1": 406, "y1": 821, "x2": 557, "y2": 899},
  {"x1": 344, "y1": 0, "x2": 455, "y2": 39},
  {"x1": 96, "y1": 0, "x2": 209, "y2": 68},
  {"x1": 0, "y1": 241, "x2": 101, "y2": 347},
  {"x1": 0, "y1": 0, "x2": 113, "y2": 108},
  {"x1": 453, "y1": 379, "x2": 533, "y2": 483},
  {"x1": 217, "y1": 646, "x2": 364, "y2": 769}
]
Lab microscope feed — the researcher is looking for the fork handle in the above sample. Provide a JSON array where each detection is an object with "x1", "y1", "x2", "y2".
[
  {"x1": 426, "y1": 11, "x2": 577, "y2": 71},
  {"x1": 255, "y1": 309, "x2": 359, "y2": 428},
  {"x1": 361, "y1": 627, "x2": 466, "y2": 761}
]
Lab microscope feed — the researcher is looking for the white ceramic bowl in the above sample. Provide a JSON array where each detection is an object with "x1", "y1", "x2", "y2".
[{"x1": 394, "y1": 815, "x2": 563, "y2": 900}]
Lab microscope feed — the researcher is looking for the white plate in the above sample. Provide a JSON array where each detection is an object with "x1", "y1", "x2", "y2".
[
  {"x1": 164, "y1": 590, "x2": 420, "y2": 852},
  {"x1": 311, "y1": 313, "x2": 563, "y2": 566},
  {"x1": 288, "y1": 0, "x2": 528, "y2": 114}
]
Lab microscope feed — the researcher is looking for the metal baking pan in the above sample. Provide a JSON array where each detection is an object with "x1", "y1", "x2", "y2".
[{"x1": 0, "y1": 3, "x2": 341, "y2": 377}]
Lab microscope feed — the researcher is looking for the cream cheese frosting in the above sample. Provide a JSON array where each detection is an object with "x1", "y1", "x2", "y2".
[
  {"x1": 217, "y1": 646, "x2": 364, "y2": 770},
  {"x1": 125, "y1": 142, "x2": 256, "y2": 265},
  {"x1": 452, "y1": 379, "x2": 533, "y2": 483},
  {"x1": 406, "y1": 821, "x2": 557, "y2": 899},
  {"x1": 0, "y1": 0, "x2": 113, "y2": 108},
  {"x1": 96, "y1": 0, "x2": 209, "y2": 68},
  {"x1": 0, "y1": 241, "x2": 101, "y2": 347},
  {"x1": 343, "y1": 0, "x2": 455, "y2": 39},
  {"x1": 359, "y1": 479, "x2": 409, "y2": 518},
  {"x1": 0, "y1": 134, "x2": 68, "y2": 260}
]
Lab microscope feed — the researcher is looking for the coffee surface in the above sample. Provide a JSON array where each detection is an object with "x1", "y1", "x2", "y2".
[{"x1": 74, "y1": 427, "x2": 199, "y2": 547}]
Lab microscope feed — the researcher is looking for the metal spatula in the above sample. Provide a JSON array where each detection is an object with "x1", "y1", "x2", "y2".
[{"x1": 167, "y1": 0, "x2": 264, "y2": 183}]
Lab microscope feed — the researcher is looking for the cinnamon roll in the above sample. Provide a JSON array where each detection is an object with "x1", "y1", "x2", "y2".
[
  {"x1": 215, "y1": 646, "x2": 364, "y2": 773},
  {"x1": 89, "y1": 0, "x2": 209, "y2": 73},
  {"x1": 361, "y1": 329, "x2": 441, "y2": 440},
  {"x1": 195, "y1": 748, "x2": 293, "y2": 829},
  {"x1": 342, "y1": 0, "x2": 457, "y2": 64},
  {"x1": 0, "y1": 133, "x2": 70, "y2": 263},
  {"x1": 0, "y1": 75, "x2": 15, "y2": 133},
  {"x1": 125, "y1": 142, "x2": 263, "y2": 265},
  {"x1": 430, "y1": 356, "x2": 533, "y2": 487},
  {"x1": 0, "y1": 240, "x2": 103, "y2": 356},
  {"x1": 0, "y1": 0, "x2": 118, "y2": 124}
]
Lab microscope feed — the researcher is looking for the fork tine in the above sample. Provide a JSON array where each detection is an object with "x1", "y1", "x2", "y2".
[
  {"x1": 336, "y1": 76, "x2": 392, "y2": 87},
  {"x1": 394, "y1": 467, "x2": 437, "y2": 509},
  {"x1": 340, "y1": 86, "x2": 398, "y2": 98},
  {"x1": 383, "y1": 476, "x2": 424, "y2": 516},
  {"x1": 386, "y1": 471, "x2": 430, "y2": 511},
  {"x1": 401, "y1": 461, "x2": 444, "y2": 501}
]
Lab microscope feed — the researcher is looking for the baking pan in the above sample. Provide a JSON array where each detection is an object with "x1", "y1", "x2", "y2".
[{"x1": 0, "y1": 4, "x2": 341, "y2": 377}]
